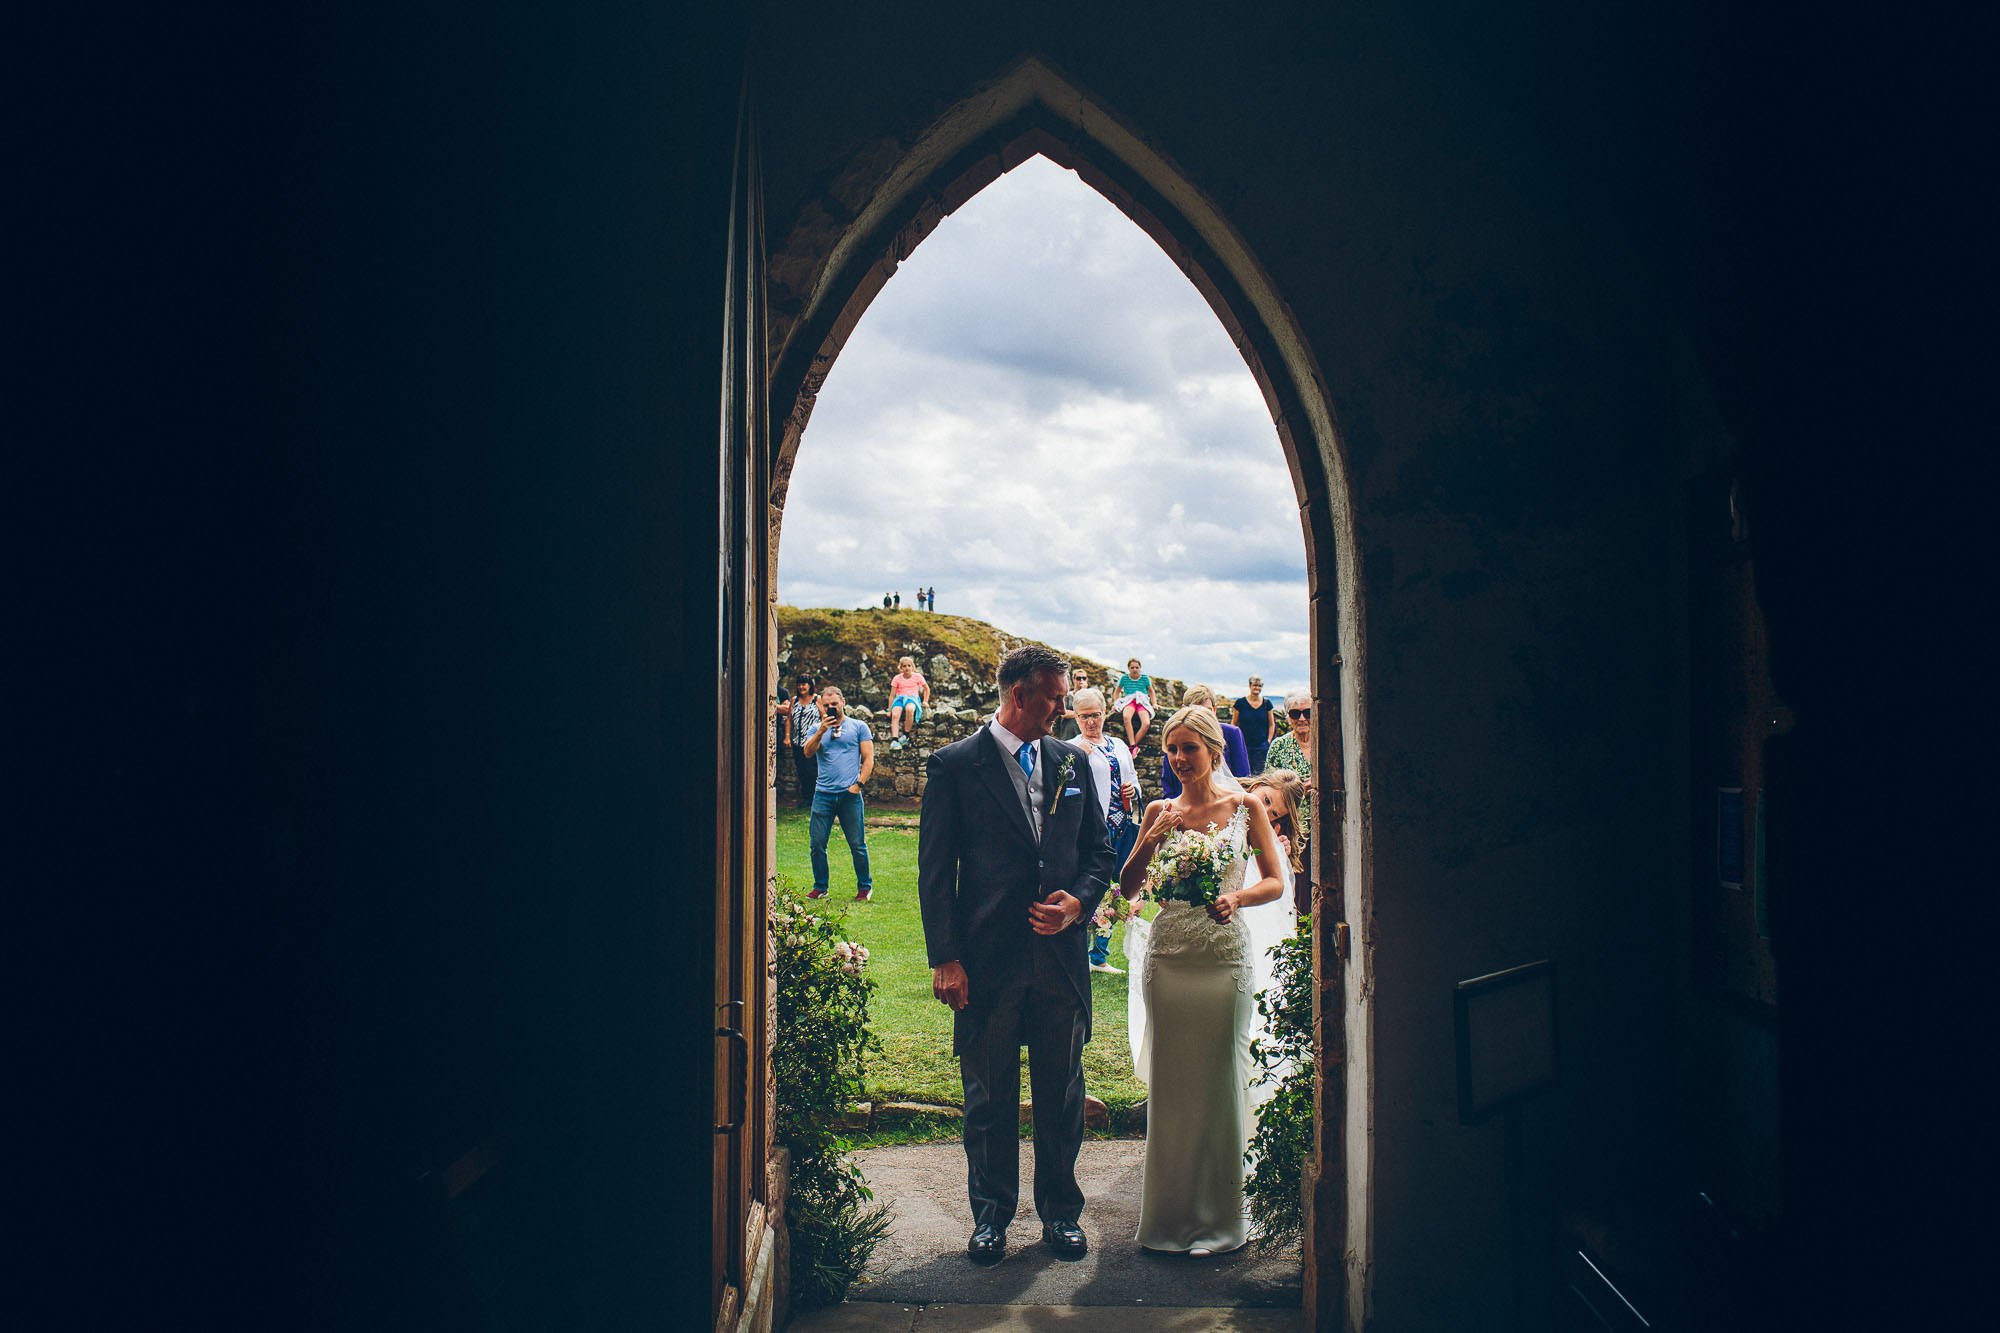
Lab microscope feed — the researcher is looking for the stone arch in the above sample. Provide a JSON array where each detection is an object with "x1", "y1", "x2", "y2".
[{"x1": 761, "y1": 55, "x2": 1375, "y2": 1326}]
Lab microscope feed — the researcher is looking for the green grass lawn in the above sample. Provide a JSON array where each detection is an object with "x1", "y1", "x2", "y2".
[{"x1": 774, "y1": 805, "x2": 1150, "y2": 1119}]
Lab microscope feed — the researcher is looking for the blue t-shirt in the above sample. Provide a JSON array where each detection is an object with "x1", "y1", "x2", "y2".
[{"x1": 814, "y1": 718, "x2": 873, "y2": 792}]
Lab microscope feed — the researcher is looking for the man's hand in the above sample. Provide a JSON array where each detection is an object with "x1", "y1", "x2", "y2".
[
  {"x1": 932, "y1": 961, "x2": 970, "y2": 1010},
  {"x1": 1029, "y1": 889, "x2": 1082, "y2": 936}
]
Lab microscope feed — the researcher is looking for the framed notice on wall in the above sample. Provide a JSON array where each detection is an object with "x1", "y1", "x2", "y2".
[
  {"x1": 1717, "y1": 786, "x2": 1745, "y2": 890},
  {"x1": 1453, "y1": 960, "x2": 1560, "y2": 1124}
]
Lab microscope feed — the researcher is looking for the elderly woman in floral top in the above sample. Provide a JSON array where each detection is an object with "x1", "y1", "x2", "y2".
[{"x1": 1263, "y1": 688, "x2": 1315, "y2": 845}]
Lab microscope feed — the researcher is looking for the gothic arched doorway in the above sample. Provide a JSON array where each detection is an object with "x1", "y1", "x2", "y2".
[{"x1": 747, "y1": 57, "x2": 1373, "y2": 1329}]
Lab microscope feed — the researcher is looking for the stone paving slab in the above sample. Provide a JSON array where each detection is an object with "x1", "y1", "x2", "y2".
[{"x1": 839, "y1": 1140, "x2": 1303, "y2": 1311}]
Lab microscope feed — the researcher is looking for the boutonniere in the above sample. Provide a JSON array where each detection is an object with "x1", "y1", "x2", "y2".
[{"x1": 1047, "y1": 749, "x2": 1080, "y2": 813}]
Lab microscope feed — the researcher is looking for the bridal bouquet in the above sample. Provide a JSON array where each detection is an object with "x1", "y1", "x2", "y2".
[
  {"x1": 1089, "y1": 893, "x2": 1140, "y2": 939},
  {"x1": 1143, "y1": 822, "x2": 1245, "y2": 907}
]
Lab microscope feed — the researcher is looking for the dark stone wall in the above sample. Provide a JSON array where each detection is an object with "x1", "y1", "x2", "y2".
[{"x1": 751, "y1": 4, "x2": 1985, "y2": 1328}]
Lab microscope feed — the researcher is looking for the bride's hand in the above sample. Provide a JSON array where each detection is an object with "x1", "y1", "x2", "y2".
[
  {"x1": 1207, "y1": 892, "x2": 1237, "y2": 924},
  {"x1": 1147, "y1": 806, "x2": 1182, "y2": 847}
]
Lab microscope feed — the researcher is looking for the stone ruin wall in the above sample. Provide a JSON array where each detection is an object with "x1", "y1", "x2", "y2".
[{"x1": 775, "y1": 630, "x2": 1194, "y2": 808}]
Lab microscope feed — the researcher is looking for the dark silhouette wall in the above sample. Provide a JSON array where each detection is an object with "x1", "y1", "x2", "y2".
[{"x1": 24, "y1": 3, "x2": 746, "y2": 1328}]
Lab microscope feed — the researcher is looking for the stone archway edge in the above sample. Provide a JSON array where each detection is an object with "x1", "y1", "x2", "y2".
[{"x1": 761, "y1": 54, "x2": 1369, "y2": 1332}]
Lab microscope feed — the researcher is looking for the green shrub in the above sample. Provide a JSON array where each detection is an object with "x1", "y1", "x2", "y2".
[
  {"x1": 1246, "y1": 912, "x2": 1315, "y2": 1239},
  {"x1": 773, "y1": 883, "x2": 891, "y2": 1310}
]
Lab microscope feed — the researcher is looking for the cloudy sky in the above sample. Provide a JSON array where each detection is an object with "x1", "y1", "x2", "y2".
[{"x1": 777, "y1": 155, "x2": 1309, "y2": 696}]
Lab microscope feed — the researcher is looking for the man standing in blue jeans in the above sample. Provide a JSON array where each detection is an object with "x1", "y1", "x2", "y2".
[{"x1": 802, "y1": 685, "x2": 875, "y2": 901}]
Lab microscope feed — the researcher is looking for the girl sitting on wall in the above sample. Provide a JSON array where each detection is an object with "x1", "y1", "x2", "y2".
[
  {"x1": 887, "y1": 655, "x2": 930, "y2": 750},
  {"x1": 1113, "y1": 656, "x2": 1156, "y2": 750}
]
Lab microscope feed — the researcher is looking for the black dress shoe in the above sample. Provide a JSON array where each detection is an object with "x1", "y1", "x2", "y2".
[
  {"x1": 967, "y1": 1223, "x2": 1005, "y2": 1265},
  {"x1": 1041, "y1": 1219, "x2": 1088, "y2": 1260}
]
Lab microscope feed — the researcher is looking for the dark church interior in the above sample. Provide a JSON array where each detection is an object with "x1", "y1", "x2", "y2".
[{"x1": 17, "y1": 1, "x2": 1986, "y2": 1329}]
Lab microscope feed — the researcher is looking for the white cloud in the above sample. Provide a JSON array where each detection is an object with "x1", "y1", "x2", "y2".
[{"x1": 778, "y1": 155, "x2": 1311, "y2": 695}]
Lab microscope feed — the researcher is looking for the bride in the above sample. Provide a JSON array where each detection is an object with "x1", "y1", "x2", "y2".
[{"x1": 1116, "y1": 704, "x2": 1291, "y2": 1255}]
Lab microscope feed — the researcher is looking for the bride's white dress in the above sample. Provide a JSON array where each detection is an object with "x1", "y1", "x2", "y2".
[{"x1": 1124, "y1": 802, "x2": 1292, "y2": 1253}]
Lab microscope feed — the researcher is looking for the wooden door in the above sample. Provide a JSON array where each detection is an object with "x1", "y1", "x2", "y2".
[{"x1": 712, "y1": 89, "x2": 772, "y2": 1329}]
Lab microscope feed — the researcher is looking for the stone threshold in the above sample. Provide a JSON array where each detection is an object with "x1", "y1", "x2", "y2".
[
  {"x1": 844, "y1": 1096, "x2": 1145, "y2": 1133},
  {"x1": 788, "y1": 1303, "x2": 1302, "y2": 1331}
]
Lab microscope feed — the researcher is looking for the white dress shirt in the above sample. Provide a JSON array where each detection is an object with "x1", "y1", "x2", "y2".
[{"x1": 987, "y1": 717, "x2": 1046, "y2": 839}]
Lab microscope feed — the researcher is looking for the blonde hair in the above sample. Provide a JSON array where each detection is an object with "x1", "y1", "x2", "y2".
[
  {"x1": 1244, "y1": 769, "x2": 1308, "y2": 872},
  {"x1": 898, "y1": 655, "x2": 915, "y2": 669},
  {"x1": 1182, "y1": 683, "x2": 1216, "y2": 709},
  {"x1": 1160, "y1": 705, "x2": 1225, "y2": 770}
]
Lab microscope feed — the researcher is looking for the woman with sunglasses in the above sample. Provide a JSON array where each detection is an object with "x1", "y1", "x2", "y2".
[{"x1": 1263, "y1": 689, "x2": 1315, "y2": 848}]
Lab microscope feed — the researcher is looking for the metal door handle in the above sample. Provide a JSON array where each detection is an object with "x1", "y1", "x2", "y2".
[{"x1": 715, "y1": 1000, "x2": 748, "y2": 1134}]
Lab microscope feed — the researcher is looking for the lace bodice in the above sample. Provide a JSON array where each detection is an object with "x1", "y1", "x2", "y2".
[{"x1": 1145, "y1": 803, "x2": 1253, "y2": 982}]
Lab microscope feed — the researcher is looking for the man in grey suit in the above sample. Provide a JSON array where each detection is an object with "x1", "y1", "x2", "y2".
[{"x1": 918, "y1": 644, "x2": 1118, "y2": 1264}]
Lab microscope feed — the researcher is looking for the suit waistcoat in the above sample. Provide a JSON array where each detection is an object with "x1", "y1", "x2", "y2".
[{"x1": 998, "y1": 734, "x2": 1045, "y2": 843}]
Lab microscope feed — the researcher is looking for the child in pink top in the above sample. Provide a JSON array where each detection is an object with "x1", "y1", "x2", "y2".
[{"x1": 887, "y1": 656, "x2": 930, "y2": 749}]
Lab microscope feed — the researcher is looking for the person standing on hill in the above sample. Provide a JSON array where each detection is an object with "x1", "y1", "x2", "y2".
[
  {"x1": 803, "y1": 686, "x2": 875, "y2": 902},
  {"x1": 1233, "y1": 676, "x2": 1276, "y2": 774}
]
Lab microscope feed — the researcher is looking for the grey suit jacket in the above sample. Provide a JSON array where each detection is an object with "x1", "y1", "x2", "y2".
[{"x1": 917, "y1": 727, "x2": 1117, "y2": 1042}]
